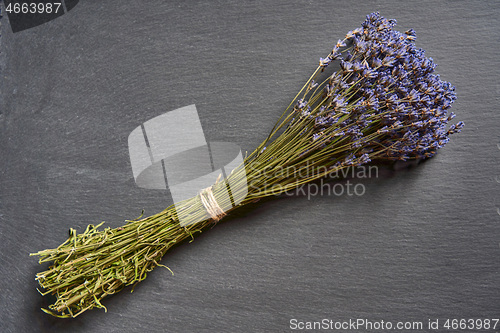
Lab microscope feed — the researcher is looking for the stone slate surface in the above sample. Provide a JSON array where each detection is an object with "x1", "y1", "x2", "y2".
[{"x1": 0, "y1": 1, "x2": 498, "y2": 332}]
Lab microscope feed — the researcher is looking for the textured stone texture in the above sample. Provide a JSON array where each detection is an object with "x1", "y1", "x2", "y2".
[{"x1": 0, "y1": 1, "x2": 498, "y2": 332}]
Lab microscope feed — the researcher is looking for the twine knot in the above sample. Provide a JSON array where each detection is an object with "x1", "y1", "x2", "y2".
[{"x1": 199, "y1": 185, "x2": 226, "y2": 223}]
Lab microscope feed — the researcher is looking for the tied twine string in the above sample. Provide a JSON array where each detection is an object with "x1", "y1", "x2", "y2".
[{"x1": 199, "y1": 181, "x2": 227, "y2": 223}]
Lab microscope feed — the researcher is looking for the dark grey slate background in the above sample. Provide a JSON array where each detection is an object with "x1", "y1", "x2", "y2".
[{"x1": 0, "y1": 1, "x2": 498, "y2": 332}]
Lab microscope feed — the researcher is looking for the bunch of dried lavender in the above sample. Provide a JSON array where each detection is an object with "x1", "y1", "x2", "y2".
[{"x1": 31, "y1": 12, "x2": 463, "y2": 318}]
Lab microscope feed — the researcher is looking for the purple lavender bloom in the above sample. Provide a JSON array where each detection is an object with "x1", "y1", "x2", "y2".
[
  {"x1": 362, "y1": 68, "x2": 378, "y2": 79},
  {"x1": 343, "y1": 153, "x2": 356, "y2": 166},
  {"x1": 405, "y1": 28, "x2": 417, "y2": 42},
  {"x1": 332, "y1": 130, "x2": 345, "y2": 137},
  {"x1": 357, "y1": 153, "x2": 371, "y2": 165},
  {"x1": 304, "y1": 12, "x2": 462, "y2": 162},
  {"x1": 340, "y1": 60, "x2": 353, "y2": 73},
  {"x1": 382, "y1": 56, "x2": 396, "y2": 67},
  {"x1": 319, "y1": 57, "x2": 331, "y2": 68},
  {"x1": 296, "y1": 99, "x2": 308, "y2": 109},
  {"x1": 336, "y1": 39, "x2": 347, "y2": 48},
  {"x1": 447, "y1": 121, "x2": 464, "y2": 134},
  {"x1": 372, "y1": 57, "x2": 383, "y2": 68},
  {"x1": 312, "y1": 133, "x2": 322, "y2": 141}
]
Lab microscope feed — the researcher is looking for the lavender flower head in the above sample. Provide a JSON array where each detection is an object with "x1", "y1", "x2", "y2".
[{"x1": 292, "y1": 12, "x2": 463, "y2": 166}]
